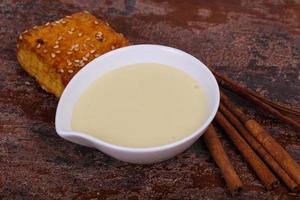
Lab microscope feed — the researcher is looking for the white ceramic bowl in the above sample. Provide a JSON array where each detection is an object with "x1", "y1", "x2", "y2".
[{"x1": 55, "y1": 44, "x2": 220, "y2": 164}]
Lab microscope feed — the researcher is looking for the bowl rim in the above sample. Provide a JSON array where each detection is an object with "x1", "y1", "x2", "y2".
[{"x1": 56, "y1": 44, "x2": 220, "y2": 153}]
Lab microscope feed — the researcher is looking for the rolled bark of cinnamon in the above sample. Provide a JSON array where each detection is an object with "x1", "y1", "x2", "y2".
[
  {"x1": 219, "y1": 103, "x2": 298, "y2": 191},
  {"x1": 245, "y1": 120, "x2": 300, "y2": 185},
  {"x1": 215, "y1": 112, "x2": 279, "y2": 189},
  {"x1": 220, "y1": 92, "x2": 300, "y2": 186},
  {"x1": 213, "y1": 70, "x2": 300, "y2": 131},
  {"x1": 203, "y1": 124, "x2": 243, "y2": 194}
]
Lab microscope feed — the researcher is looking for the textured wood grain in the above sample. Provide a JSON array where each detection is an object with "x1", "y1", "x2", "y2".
[{"x1": 1, "y1": 0, "x2": 299, "y2": 199}]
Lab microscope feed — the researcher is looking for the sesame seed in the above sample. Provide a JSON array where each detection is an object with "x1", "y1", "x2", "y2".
[
  {"x1": 90, "y1": 49, "x2": 96, "y2": 54},
  {"x1": 43, "y1": 50, "x2": 48, "y2": 53},
  {"x1": 95, "y1": 31, "x2": 104, "y2": 41},
  {"x1": 70, "y1": 44, "x2": 79, "y2": 51},
  {"x1": 83, "y1": 10, "x2": 90, "y2": 14},
  {"x1": 78, "y1": 32, "x2": 83, "y2": 37},
  {"x1": 77, "y1": 59, "x2": 85, "y2": 67},
  {"x1": 82, "y1": 57, "x2": 88, "y2": 61},
  {"x1": 96, "y1": 31, "x2": 103, "y2": 36},
  {"x1": 61, "y1": 20, "x2": 67, "y2": 24},
  {"x1": 94, "y1": 54, "x2": 100, "y2": 58},
  {"x1": 55, "y1": 50, "x2": 61, "y2": 53},
  {"x1": 67, "y1": 51, "x2": 72, "y2": 55},
  {"x1": 94, "y1": 21, "x2": 99, "y2": 25},
  {"x1": 67, "y1": 59, "x2": 72, "y2": 66},
  {"x1": 68, "y1": 31, "x2": 73, "y2": 34},
  {"x1": 19, "y1": 35, "x2": 23, "y2": 40},
  {"x1": 45, "y1": 22, "x2": 50, "y2": 26},
  {"x1": 55, "y1": 20, "x2": 60, "y2": 24},
  {"x1": 23, "y1": 30, "x2": 28, "y2": 34},
  {"x1": 25, "y1": 81, "x2": 31, "y2": 85},
  {"x1": 51, "y1": 53, "x2": 56, "y2": 58},
  {"x1": 70, "y1": 27, "x2": 75, "y2": 32},
  {"x1": 33, "y1": 26, "x2": 37, "y2": 29},
  {"x1": 58, "y1": 36, "x2": 63, "y2": 40},
  {"x1": 37, "y1": 43, "x2": 41, "y2": 48},
  {"x1": 86, "y1": 37, "x2": 91, "y2": 41},
  {"x1": 74, "y1": 59, "x2": 80, "y2": 63},
  {"x1": 53, "y1": 45, "x2": 59, "y2": 49},
  {"x1": 66, "y1": 15, "x2": 71, "y2": 19},
  {"x1": 111, "y1": 45, "x2": 115, "y2": 50},
  {"x1": 105, "y1": 22, "x2": 110, "y2": 26},
  {"x1": 68, "y1": 69, "x2": 74, "y2": 73},
  {"x1": 72, "y1": 44, "x2": 79, "y2": 49},
  {"x1": 85, "y1": 53, "x2": 90, "y2": 57},
  {"x1": 58, "y1": 69, "x2": 64, "y2": 73}
]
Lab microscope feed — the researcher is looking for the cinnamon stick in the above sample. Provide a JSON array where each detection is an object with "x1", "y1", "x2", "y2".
[
  {"x1": 245, "y1": 120, "x2": 300, "y2": 184},
  {"x1": 213, "y1": 70, "x2": 300, "y2": 130},
  {"x1": 203, "y1": 124, "x2": 243, "y2": 194},
  {"x1": 215, "y1": 112, "x2": 279, "y2": 189},
  {"x1": 219, "y1": 103, "x2": 299, "y2": 191},
  {"x1": 213, "y1": 70, "x2": 300, "y2": 118},
  {"x1": 220, "y1": 92, "x2": 300, "y2": 186}
]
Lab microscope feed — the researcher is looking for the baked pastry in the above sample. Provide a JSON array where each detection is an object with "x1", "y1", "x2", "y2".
[{"x1": 17, "y1": 12, "x2": 129, "y2": 97}]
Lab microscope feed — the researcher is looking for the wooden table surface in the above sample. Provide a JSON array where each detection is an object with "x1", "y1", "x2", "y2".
[{"x1": 1, "y1": 0, "x2": 299, "y2": 199}]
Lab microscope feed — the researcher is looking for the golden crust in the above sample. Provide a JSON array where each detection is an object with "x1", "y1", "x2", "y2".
[{"x1": 17, "y1": 12, "x2": 129, "y2": 97}]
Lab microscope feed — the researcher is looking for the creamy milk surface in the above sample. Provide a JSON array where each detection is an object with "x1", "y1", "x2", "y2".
[{"x1": 71, "y1": 63, "x2": 207, "y2": 148}]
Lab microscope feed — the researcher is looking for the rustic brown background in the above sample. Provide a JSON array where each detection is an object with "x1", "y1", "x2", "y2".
[{"x1": 1, "y1": 0, "x2": 300, "y2": 199}]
